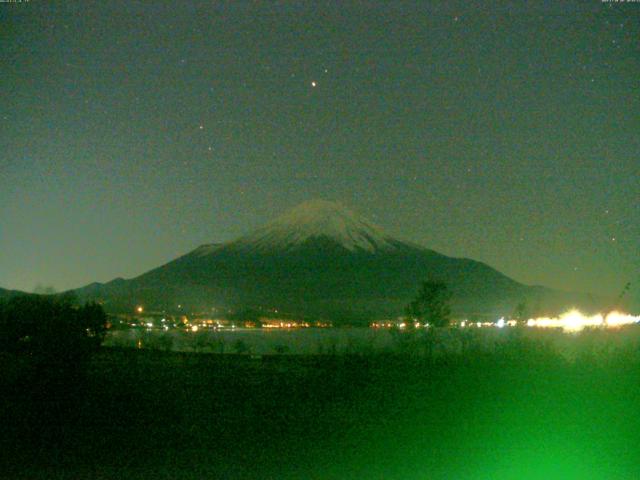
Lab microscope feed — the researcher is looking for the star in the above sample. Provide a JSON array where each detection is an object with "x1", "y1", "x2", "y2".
[{"x1": 311, "y1": 81, "x2": 317, "y2": 87}]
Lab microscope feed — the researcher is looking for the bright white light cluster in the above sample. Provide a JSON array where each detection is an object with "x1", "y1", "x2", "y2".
[{"x1": 526, "y1": 310, "x2": 640, "y2": 333}]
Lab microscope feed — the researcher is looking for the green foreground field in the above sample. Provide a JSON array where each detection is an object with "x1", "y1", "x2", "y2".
[{"x1": 2, "y1": 342, "x2": 640, "y2": 480}]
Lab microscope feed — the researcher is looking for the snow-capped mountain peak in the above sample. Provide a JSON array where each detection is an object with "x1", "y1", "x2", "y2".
[{"x1": 229, "y1": 200, "x2": 397, "y2": 253}]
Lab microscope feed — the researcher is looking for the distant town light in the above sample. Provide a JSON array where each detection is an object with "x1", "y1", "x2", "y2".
[{"x1": 525, "y1": 309, "x2": 639, "y2": 332}]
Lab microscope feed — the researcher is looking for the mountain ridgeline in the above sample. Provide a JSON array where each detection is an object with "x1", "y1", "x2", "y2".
[{"x1": 73, "y1": 200, "x2": 601, "y2": 323}]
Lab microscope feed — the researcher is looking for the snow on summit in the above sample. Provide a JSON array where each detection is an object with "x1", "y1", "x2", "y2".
[{"x1": 230, "y1": 200, "x2": 397, "y2": 253}]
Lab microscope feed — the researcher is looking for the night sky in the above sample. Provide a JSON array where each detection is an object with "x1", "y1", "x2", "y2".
[{"x1": 1, "y1": 1, "x2": 638, "y2": 301}]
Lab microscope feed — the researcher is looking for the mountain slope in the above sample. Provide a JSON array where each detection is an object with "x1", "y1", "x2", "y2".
[
  {"x1": 0, "y1": 287, "x2": 30, "y2": 300},
  {"x1": 74, "y1": 200, "x2": 601, "y2": 321}
]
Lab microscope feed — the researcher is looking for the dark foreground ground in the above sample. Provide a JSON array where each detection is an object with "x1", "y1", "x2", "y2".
[{"x1": 2, "y1": 342, "x2": 640, "y2": 480}]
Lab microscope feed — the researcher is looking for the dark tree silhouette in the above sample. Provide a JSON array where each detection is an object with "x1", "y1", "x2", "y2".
[
  {"x1": 0, "y1": 294, "x2": 107, "y2": 360},
  {"x1": 406, "y1": 280, "x2": 452, "y2": 328},
  {"x1": 0, "y1": 294, "x2": 109, "y2": 434},
  {"x1": 513, "y1": 301, "x2": 528, "y2": 324}
]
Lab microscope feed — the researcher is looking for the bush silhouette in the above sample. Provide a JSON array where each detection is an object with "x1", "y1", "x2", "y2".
[{"x1": 232, "y1": 339, "x2": 250, "y2": 354}]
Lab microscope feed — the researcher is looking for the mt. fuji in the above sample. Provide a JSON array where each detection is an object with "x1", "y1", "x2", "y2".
[
  {"x1": 227, "y1": 200, "x2": 397, "y2": 254},
  {"x1": 74, "y1": 200, "x2": 599, "y2": 322}
]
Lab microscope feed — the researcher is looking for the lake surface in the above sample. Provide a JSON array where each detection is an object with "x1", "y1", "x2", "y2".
[
  {"x1": 105, "y1": 325, "x2": 640, "y2": 358},
  {"x1": 105, "y1": 327, "x2": 397, "y2": 355}
]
